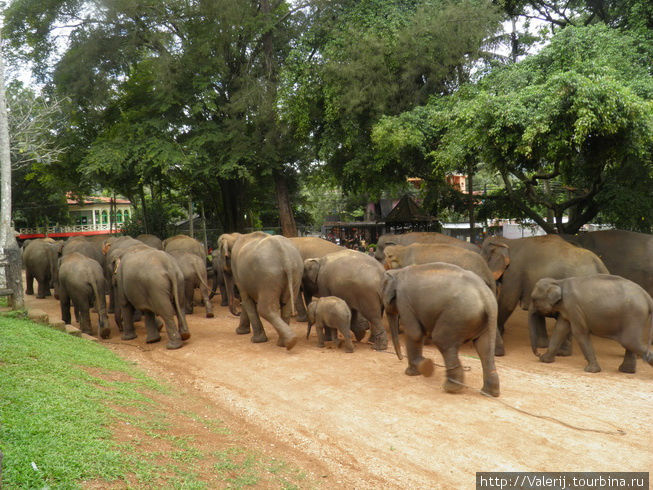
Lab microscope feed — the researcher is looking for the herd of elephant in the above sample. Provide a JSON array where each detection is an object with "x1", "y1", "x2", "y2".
[{"x1": 21, "y1": 229, "x2": 653, "y2": 397}]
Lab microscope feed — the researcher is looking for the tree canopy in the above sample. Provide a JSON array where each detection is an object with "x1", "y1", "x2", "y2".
[{"x1": 373, "y1": 24, "x2": 653, "y2": 233}]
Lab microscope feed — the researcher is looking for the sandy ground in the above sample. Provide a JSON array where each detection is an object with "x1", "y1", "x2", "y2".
[{"x1": 24, "y1": 287, "x2": 653, "y2": 489}]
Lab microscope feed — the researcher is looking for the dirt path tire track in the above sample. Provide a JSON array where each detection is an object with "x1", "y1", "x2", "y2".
[{"x1": 24, "y1": 288, "x2": 653, "y2": 489}]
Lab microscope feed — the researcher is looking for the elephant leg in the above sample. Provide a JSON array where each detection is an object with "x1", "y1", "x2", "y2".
[
  {"x1": 402, "y1": 311, "x2": 432, "y2": 376},
  {"x1": 338, "y1": 323, "x2": 354, "y2": 353},
  {"x1": 316, "y1": 322, "x2": 325, "y2": 348},
  {"x1": 619, "y1": 349, "x2": 637, "y2": 374},
  {"x1": 36, "y1": 277, "x2": 48, "y2": 299},
  {"x1": 108, "y1": 284, "x2": 115, "y2": 314},
  {"x1": 259, "y1": 300, "x2": 297, "y2": 350},
  {"x1": 25, "y1": 270, "x2": 34, "y2": 295},
  {"x1": 350, "y1": 310, "x2": 366, "y2": 342},
  {"x1": 184, "y1": 282, "x2": 194, "y2": 315},
  {"x1": 200, "y1": 281, "x2": 214, "y2": 318},
  {"x1": 368, "y1": 318, "x2": 388, "y2": 351},
  {"x1": 242, "y1": 297, "x2": 268, "y2": 343},
  {"x1": 438, "y1": 345, "x2": 464, "y2": 394},
  {"x1": 571, "y1": 324, "x2": 601, "y2": 373},
  {"x1": 494, "y1": 329, "x2": 505, "y2": 357},
  {"x1": 121, "y1": 304, "x2": 137, "y2": 341},
  {"x1": 79, "y1": 307, "x2": 93, "y2": 335},
  {"x1": 144, "y1": 311, "x2": 162, "y2": 344},
  {"x1": 235, "y1": 306, "x2": 252, "y2": 335},
  {"x1": 474, "y1": 330, "x2": 500, "y2": 397},
  {"x1": 539, "y1": 317, "x2": 571, "y2": 363},
  {"x1": 161, "y1": 313, "x2": 183, "y2": 350},
  {"x1": 60, "y1": 292, "x2": 72, "y2": 325},
  {"x1": 74, "y1": 306, "x2": 81, "y2": 324},
  {"x1": 295, "y1": 290, "x2": 308, "y2": 322}
]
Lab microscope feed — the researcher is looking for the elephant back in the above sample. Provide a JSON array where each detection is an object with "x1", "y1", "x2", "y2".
[{"x1": 163, "y1": 235, "x2": 206, "y2": 262}]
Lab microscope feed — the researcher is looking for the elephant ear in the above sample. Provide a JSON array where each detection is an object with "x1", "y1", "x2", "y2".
[
  {"x1": 304, "y1": 258, "x2": 320, "y2": 286},
  {"x1": 382, "y1": 272, "x2": 398, "y2": 310},
  {"x1": 545, "y1": 282, "x2": 562, "y2": 306},
  {"x1": 483, "y1": 240, "x2": 510, "y2": 281}
]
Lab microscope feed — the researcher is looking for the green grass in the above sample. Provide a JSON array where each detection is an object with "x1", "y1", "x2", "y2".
[{"x1": 0, "y1": 314, "x2": 313, "y2": 489}]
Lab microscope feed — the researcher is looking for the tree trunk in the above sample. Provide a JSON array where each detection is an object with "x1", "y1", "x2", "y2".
[
  {"x1": 274, "y1": 172, "x2": 298, "y2": 237},
  {"x1": 0, "y1": 26, "x2": 24, "y2": 309},
  {"x1": 140, "y1": 186, "x2": 149, "y2": 234},
  {"x1": 219, "y1": 178, "x2": 244, "y2": 232},
  {"x1": 201, "y1": 204, "x2": 208, "y2": 255}
]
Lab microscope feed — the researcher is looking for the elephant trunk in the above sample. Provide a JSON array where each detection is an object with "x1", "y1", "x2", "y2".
[
  {"x1": 387, "y1": 312, "x2": 403, "y2": 360},
  {"x1": 528, "y1": 306, "x2": 544, "y2": 357},
  {"x1": 225, "y1": 273, "x2": 240, "y2": 316}
]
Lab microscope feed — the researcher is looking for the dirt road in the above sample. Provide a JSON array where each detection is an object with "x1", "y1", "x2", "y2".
[{"x1": 25, "y1": 291, "x2": 652, "y2": 489}]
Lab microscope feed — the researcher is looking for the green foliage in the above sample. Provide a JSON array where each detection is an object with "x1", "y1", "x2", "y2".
[{"x1": 374, "y1": 24, "x2": 653, "y2": 232}]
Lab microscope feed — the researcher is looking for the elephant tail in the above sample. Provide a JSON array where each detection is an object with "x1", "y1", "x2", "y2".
[
  {"x1": 192, "y1": 259, "x2": 210, "y2": 291},
  {"x1": 170, "y1": 269, "x2": 190, "y2": 339},
  {"x1": 287, "y1": 267, "x2": 297, "y2": 317}
]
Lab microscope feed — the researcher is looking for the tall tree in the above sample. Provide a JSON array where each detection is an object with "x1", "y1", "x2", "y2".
[
  {"x1": 0, "y1": 19, "x2": 24, "y2": 308},
  {"x1": 373, "y1": 25, "x2": 653, "y2": 233}
]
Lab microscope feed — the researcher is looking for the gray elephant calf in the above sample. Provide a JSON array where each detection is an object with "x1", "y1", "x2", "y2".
[
  {"x1": 383, "y1": 263, "x2": 500, "y2": 397},
  {"x1": 306, "y1": 297, "x2": 354, "y2": 352},
  {"x1": 530, "y1": 275, "x2": 653, "y2": 373},
  {"x1": 57, "y1": 252, "x2": 110, "y2": 339}
]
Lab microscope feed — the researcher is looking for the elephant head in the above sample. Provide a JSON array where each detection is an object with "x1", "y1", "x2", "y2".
[
  {"x1": 382, "y1": 271, "x2": 403, "y2": 360},
  {"x1": 382, "y1": 245, "x2": 403, "y2": 270},
  {"x1": 374, "y1": 236, "x2": 397, "y2": 262},
  {"x1": 302, "y1": 258, "x2": 321, "y2": 297},
  {"x1": 481, "y1": 238, "x2": 510, "y2": 280},
  {"x1": 528, "y1": 278, "x2": 562, "y2": 355}
]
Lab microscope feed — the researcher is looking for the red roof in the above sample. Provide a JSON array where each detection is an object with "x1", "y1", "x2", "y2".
[{"x1": 66, "y1": 194, "x2": 131, "y2": 205}]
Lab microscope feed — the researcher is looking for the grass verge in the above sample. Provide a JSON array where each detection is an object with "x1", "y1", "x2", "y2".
[{"x1": 0, "y1": 314, "x2": 310, "y2": 489}]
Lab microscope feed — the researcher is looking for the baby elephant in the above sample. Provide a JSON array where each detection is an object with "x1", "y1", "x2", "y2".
[
  {"x1": 57, "y1": 252, "x2": 111, "y2": 339},
  {"x1": 306, "y1": 297, "x2": 354, "y2": 353},
  {"x1": 530, "y1": 275, "x2": 653, "y2": 373}
]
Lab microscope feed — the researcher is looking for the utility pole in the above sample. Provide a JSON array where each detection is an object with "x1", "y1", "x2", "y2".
[{"x1": 0, "y1": 23, "x2": 25, "y2": 308}]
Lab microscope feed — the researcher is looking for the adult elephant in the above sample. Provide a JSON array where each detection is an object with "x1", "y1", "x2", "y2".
[
  {"x1": 374, "y1": 231, "x2": 479, "y2": 263},
  {"x1": 383, "y1": 243, "x2": 496, "y2": 294},
  {"x1": 113, "y1": 248, "x2": 190, "y2": 349},
  {"x1": 288, "y1": 237, "x2": 345, "y2": 322},
  {"x1": 481, "y1": 234, "x2": 608, "y2": 355},
  {"x1": 303, "y1": 250, "x2": 389, "y2": 351},
  {"x1": 220, "y1": 232, "x2": 303, "y2": 350},
  {"x1": 383, "y1": 263, "x2": 499, "y2": 396},
  {"x1": 136, "y1": 234, "x2": 163, "y2": 250},
  {"x1": 168, "y1": 250, "x2": 214, "y2": 318},
  {"x1": 62, "y1": 236, "x2": 104, "y2": 266},
  {"x1": 163, "y1": 234, "x2": 205, "y2": 261},
  {"x1": 102, "y1": 236, "x2": 149, "y2": 313},
  {"x1": 57, "y1": 252, "x2": 110, "y2": 339},
  {"x1": 561, "y1": 230, "x2": 653, "y2": 299},
  {"x1": 209, "y1": 248, "x2": 229, "y2": 307},
  {"x1": 217, "y1": 233, "x2": 243, "y2": 316},
  {"x1": 23, "y1": 238, "x2": 64, "y2": 298}
]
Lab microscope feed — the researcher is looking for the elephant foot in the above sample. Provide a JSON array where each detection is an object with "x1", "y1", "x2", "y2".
[
  {"x1": 146, "y1": 335, "x2": 162, "y2": 344},
  {"x1": 443, "y1": 377, "x2": 464, "y2": 394},
  {"x1": 236, "y1": 325, "x2": 251, "y2": 335},
  {"x1": 481, "y1": 373, "x2": 500, "y2": 397},
  {"x1": 370, "y1": 332, "x2": 388, "y2": 351},
  {"x1": 180, "y1": 331, "x2": 191, "y2": 341},
  {"x1": 352, "y1": 328, "x2": 367, "y2": 342},
  {"x1": 494, "y1": 344, "x2": 505, "y2": 357},
  {"x1": 556, "y1": 342, "x2": 572, "y2": 356},
  {"x1": 618, "y1": 362, "x2": 636, "y2": 374},
  {"x1": 339, "y1": 339, "x2": 354, "y2": 353},
  {"x1": 405, "y1": 366, "x2": 421, "y2": 376},
  {"x1": 121, "y1": 332, "x2": 137, "y2": 341},
  {"x1": 418, "y1": 358, "x2": 434, "y2": 378},
  {"x1": 284, "y1": 335, "x2": 298, "y2": 351},
  {"x1": 166, "y1": 338, "x2": 183, "y2": 350},
  {"x1": 25, "y1": 289, "x2": 34, "y2": 295},
  {"x1": 584, "y1": 363, "x2": 601, "y2": 373},
  {"x1": 36, "y1": 294, "x2": 46, "y2": 299},
  {"x1": 251, "y1": 332, "x2": 268, "y2": 343},
  {"x1": 220, "y1": 300, "x2": 228, "y2": 307},
  {"x1": 317, "y1": 341, "x2": 325, "y2": 348},
  {"x1": 100, "y1": 327, "x2": 111, "y2": 339},
  {"x1": 539, "y1": 353, "x2": 555, "y2": 363},
  {"x1": 205, "y1": 311, "x2": 214, "y2": 318}
]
